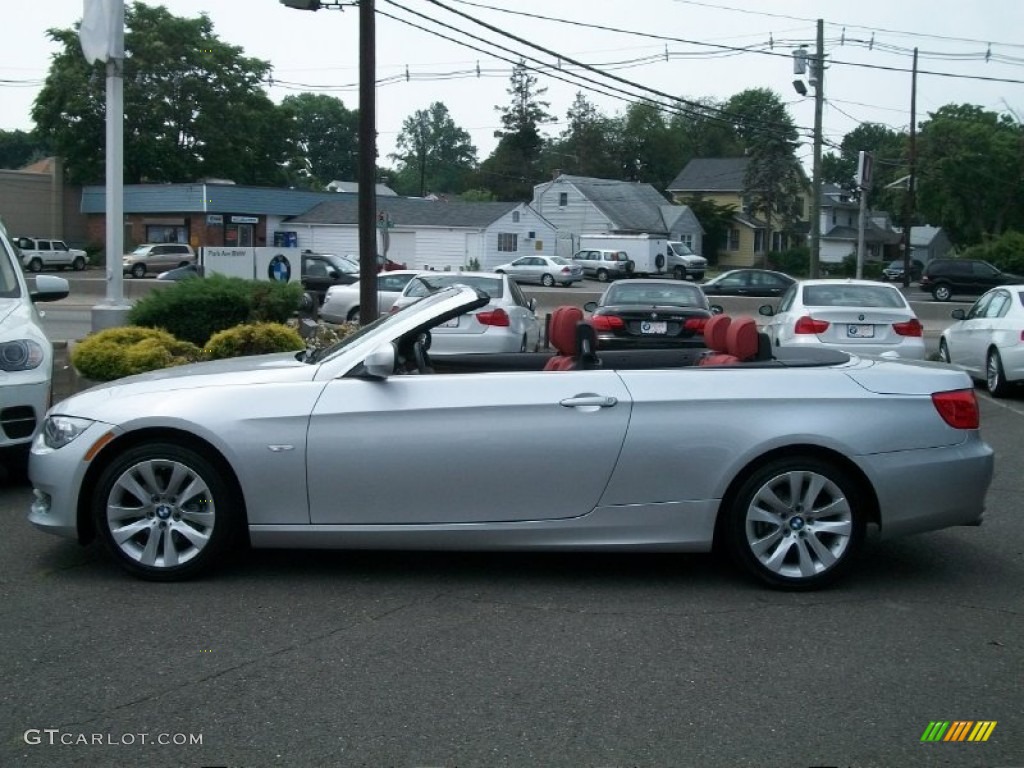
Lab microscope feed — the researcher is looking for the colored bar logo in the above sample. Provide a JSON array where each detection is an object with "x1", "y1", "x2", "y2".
[{"x1": 921, "y1": 721, "x2": 997, "y2": 742}]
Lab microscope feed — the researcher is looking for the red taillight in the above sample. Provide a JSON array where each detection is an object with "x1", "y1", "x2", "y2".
[
  {"x1": 560, "y1": 266, "x2": 571, "y2": 274},
  {"x1": 794, "y1": 316, "x2": 829, "y2": 334},
  {"x1": 475, "y1": 308, "x2": 510, "y2": 327},
  {"x1": 932, "y1": 389, "x2": 980, "y2": 429},
  {"x1": 893, "y1": 318, "x2": 923, "y2": 337},
  {"x1": 591, "y1": 314, "x2": 625, "y2": 331},
  {"x1": 684, "y1": 317, "x2": 708, "y2": 332}
]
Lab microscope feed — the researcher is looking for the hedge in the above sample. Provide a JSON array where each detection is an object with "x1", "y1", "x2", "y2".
[{"x1": 71, "y1": 327, "x2": 203, "y2": 382}]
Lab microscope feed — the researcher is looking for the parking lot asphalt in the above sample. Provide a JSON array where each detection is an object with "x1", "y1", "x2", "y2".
[{"x1": 0, "y1": 390, "x2": 1022, "y2": 767}]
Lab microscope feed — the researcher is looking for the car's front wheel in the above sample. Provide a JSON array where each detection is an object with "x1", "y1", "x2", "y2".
[
  {"x1": 723, "y1": 456, "x2": 866, "y2": 590},
  {"x1": 931, "y1": 283, "x2": 952, "y2": 301},
  {"x1": 347, "y1": 306, "x2": 361, "y2": 323},
  {"x1": 673, "y1": 267, "x2": 686, "y2": 281},
  {"x1": 987, "y1": 348, "x2": 1012, "y2": 397},
  {"x1": 28, "y1": 258, "x2": 43, "y2": 273},
  {"x1": 72, "y1": 256, "x2": 86, "y2": 271},
  {"x1": 93, "y1": 442, "x2": 240, "y2": 581},
  {"x1": 596, "y1": 269, "x2": 609, "y2": 282},
  {"x1": 938, "y1": 338, "x2": 951, "y2": 364},
  {"x1": 541, "y1": 273, "x2": 555, "y2": 287}
]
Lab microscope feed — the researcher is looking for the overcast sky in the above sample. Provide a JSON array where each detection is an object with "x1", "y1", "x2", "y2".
[{"x1": 3, "y1": 0, "x2": 1024, "y2": 171}]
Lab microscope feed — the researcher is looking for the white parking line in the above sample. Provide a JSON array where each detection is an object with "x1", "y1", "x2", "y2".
[{"x1": 977, "y1": 390, "x2": 1024, "y2": 417}]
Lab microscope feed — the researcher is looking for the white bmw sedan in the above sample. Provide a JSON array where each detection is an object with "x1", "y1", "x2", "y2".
[
  {"x1": 939, "y1": 285, "x2": 1024, "y2": 397},
  {"x1": 759, "y1": 279, "x2": 926, "y2": 360}
]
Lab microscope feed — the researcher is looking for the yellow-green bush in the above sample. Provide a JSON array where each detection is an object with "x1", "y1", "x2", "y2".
[
  {"x1": 204, "y1": 322, "x2": 304, "y2": 360},
  {"x1": 71, "y1": 327, "x2": 203, "y2": 382}
]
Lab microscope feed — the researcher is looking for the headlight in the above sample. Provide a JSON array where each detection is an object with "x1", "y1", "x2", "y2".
[
  {"x1": 42, "y1": 416, "x2": 94, "y2": 449},
  {"x1": 0, "y1": 340, "x2": 44, "y2": 371}
]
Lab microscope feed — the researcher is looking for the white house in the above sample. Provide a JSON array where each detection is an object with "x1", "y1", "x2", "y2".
[
  {"x1": 285, "y1": 197, "x2": 557, "y2": 271},
  {"x1": 532, "y1": 173, "x2": 704, "y2": 258}
]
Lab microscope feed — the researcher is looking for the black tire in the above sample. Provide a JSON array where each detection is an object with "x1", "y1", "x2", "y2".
[
  {"x1": 938, "y1": 338, "x2": 951, "y2": 365},
  {"x1": 561, "y1": 281, "x2": 573, "y2": 287},
  {"x1": 519, "y1": 334, "x2": 528, "y2": 353},
  {"x1": 673, "y1": 266, "x2": 686, "y2": 281},
  {"x1": 72, "y1": 256, "x2": 86, "y2": 271},
  {"x1": 92, "y1": 442, "x2": 240, "y2": 581},
  {"x1": 655, "y1": 253, "x2": 666, "y2": 270},
  {"x1": 596, "y1": 269, "x2": 609, "y2": 283},
  {"x1": 131, "y1": 263, "x2": 146, "y2": 279},
  {"x1": 347, "y1": 306, "x2": 361, "y2": 323},
  {"x1": 722, "y1": 456, "x2": 866, "y2": 590},
  {"x1": 987, "y1": 348, "x2": 1012, "y2": 397},
  {"x1": 931, "y1": 283, "x2": 952, "y2": 302},
  {"x1": 541, "y1": 273, "x2": 555, "y2": 287},
  {"x1": 28, "y1": 258, "x2": 43, "y2": 273}
]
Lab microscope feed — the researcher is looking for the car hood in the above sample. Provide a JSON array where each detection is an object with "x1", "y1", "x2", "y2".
[
  {"x1": 53, "y1": 351, "x2": 316, "y2": 413},
  {"x1": 0, "y1": 297, "x2": 41, "y2": 335}
]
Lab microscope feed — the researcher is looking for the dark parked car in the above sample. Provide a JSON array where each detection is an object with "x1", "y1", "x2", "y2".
[
  {"x1": 918, "y1": 258, "x2": 1022, "y2": 301},
  {"x1": 583, "y1": 279, "x2": 714, "y2": 349},
  {"x1": 881, "y1": 259, "x2": 924, "y2": 282},
  {"x1": 301, "y1": 252, "x2": 359, "y2": 303},
  {"x1": 700, "y1": 269, "x2": 796, "y2": 298}
]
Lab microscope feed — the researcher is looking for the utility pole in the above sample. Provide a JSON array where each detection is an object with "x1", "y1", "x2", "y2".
[
  {"x1": 901, "y1": 47, "x2": 918, "y2": 289},
  {"x1": 808, "y1": 18, "x2": 824, "y2": 278}
]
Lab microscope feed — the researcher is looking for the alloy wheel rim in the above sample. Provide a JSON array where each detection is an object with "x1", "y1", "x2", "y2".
[
  {"x1": 105, "y1": 459, "x2": 215, "y2": 568},
  {"x1": 987, "y1": 355, "x2": 1000, "y2": 391},
  {"x1": 744, "y1": 470, "x2": 852, "y2": 579}
]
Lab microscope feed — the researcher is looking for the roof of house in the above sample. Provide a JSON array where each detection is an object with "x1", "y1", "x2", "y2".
[
  {"x1": 823, "y1": 222, "x2": 903, "y2": 244},
  {"x1": 539, "y1": 174, "x2": 676, "y2": 233},
  {"x1": 666, "y1": 158, "x2": 749, "y2": 193},
  {"x1": 288, "y1": 197, "x2": 534, "y2": 228},
  {"x1": 326, "y1": 180, "x2": 398, "y2": 196},
  {"x1": 81, "y1": 183, "x2": 361, "y2": 216}
]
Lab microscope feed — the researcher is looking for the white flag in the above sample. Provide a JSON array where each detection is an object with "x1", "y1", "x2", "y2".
[{"x1": 80, "y1": 0, "x2": 124, "y2": 64}]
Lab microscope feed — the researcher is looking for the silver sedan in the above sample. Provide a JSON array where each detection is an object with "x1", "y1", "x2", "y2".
[
  {"x1": 28, "y1": 285, "x2": 992, "y2": 589},
  {"x1": 494, "y1": 255, "x2": 583, "y2": 287},
  {"x1": 939, "y1": 285, "x2": 1024, "y2": 397},
  {"x1": 319, "y1": 270, "x2": 418, "y2": 324}
]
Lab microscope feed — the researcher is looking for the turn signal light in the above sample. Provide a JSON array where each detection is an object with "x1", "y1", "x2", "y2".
[{"x1": 931, "y1": 389, "x2": 980, "y2": 430}]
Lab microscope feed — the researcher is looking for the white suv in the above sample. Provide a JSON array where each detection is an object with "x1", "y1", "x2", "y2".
[
  {"x1": 0, "y1": 225, "x2": 69, "y2": 461},
  {"x1": 14, "y1": 237, "x2": 89, "y2": 273}
]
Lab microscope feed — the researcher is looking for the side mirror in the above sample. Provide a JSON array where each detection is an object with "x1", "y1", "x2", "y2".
[
  {"x1": 583, "y1": 301, "x2": 598, "y2": 313},
  {"x1": 30, "y1": 274, "x2": 70, "y2": 303},
  {"x1": 528, "y1": 297, "x2": 537, "y2": 312},
  {"x1": 951, "y1": 308, "x2": 966, "y2": 320},
  {"x1": 710, "y1": 304, "x2": 724, "y2": 315},
  {"x1": 327, "y1": 269, "x2": 339, "y2": 279},
  {"x1": 363, "y1": 344, "x2": 396, "y2": 379},
  {"x1": 758, "y1": 304, "x2": 775, "y2": 317}
]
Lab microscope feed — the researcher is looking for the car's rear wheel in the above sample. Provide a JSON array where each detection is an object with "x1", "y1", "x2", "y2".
[
  {"x1": 987, "y1": 348, "x2": 1012, "y2": 397},
  {"x1": 938, "y1": 338, "x2": 951, "y2": 364},
  {"x1": 596, "y1": 269, "x2": 609, "y2": 282},
  {"x1": 131, "y1": 263, "x2": 146, "y2": 278},
  {"x1": 28, "y1": 258, "x2": 43, "y2": 273},
  {"x1": 673, "y1": 266, "x2": 686, "y2": 281},
  {"x1": 72, "y1": 256, "x2": 86, "y2": 271},
  {"x1": 541, "y1": 273, "x2": 555, "y2": 287},
  {"x1": 931, "y1": 284, "x2": 952, "y2": 301},
  {"x1": 561, "y1": 281, "x2": 573, "y2": 287},
  {"x1": 723, "y1": 456, "x2": 866, "y2": 590},
  {"x1": 93, "y1": 442, "x2": 239, "y2": 581}
]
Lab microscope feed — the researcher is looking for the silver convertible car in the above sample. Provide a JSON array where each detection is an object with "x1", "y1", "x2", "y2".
[{"x1": 28, "y1": 286, "x2": 993, "y2": 589}]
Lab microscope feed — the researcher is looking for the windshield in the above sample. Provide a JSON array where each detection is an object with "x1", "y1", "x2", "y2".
[
  {"x1": 130, "y1": 246, "x2": 151, "y2": 255},
  {"x1": 324, "y1": 254, "x2": 359, "y2": 273},
  {"x1": 669, "y1": 241, "x2": 694, "y2": 255},
  {"x1": 0, "y1": 236, "x2": 22, "y2": 298},
  {"x1": 406, "y1": 274, "x2": 503, "y2": 298},
  {"x1": 603, "y1": 282, "x2": 706, "y2": 307}
]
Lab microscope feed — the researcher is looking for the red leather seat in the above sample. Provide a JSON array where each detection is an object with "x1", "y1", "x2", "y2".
[
  {"x1": 544, "y1": 306, "x2": 585, "y2": 371},
  {"x1": 698, "y1": 314, "x2": 738, "y2": 366},
  {"x1": 726, "y1": 316, "x2": 760, "y2": 362}
]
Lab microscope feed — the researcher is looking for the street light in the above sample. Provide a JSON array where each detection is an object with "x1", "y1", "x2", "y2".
[{"x1": 279, "y1": 0, "x2": 379, "y2": 323}]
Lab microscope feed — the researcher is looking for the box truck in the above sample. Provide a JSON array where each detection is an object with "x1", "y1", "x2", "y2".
[{"x1": 577, "y1": 234, "x2": 706, "y2": 280}]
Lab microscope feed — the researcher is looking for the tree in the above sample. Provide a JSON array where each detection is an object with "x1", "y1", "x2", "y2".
[
  {"x1": 541, "y1": 92, "x2": 619, "y2": 179},
  {"x1": 479, "y1": 61, "x2": 554, "y2": 200},
  {"x1": 390, "y1": 102, "x2": 477, "y2": 196},
  {"x1": 280, "y1": 93, "x2": 359, "y2": 189},
  {"x1": 915, "y1": 104, "x2": 1024, "y2": 246},
  {"x1": 32, "y1": 3, "x2": 289, "y2": 184},
  {"x1": 614, "y1": 102, "x2": 679, "y2": 192},
  {"x1": 677, "y1": 196, "x2": 738, "y2": 263},
  {"x1": 0, "y1": 130, "x2": 51, "y2": 170},
  {"x1": 822, "y1": 123, "x2": 907, "y2": 214},
  {"x1": 726, "y1": 88, "x2": 805, "y2": 259}
]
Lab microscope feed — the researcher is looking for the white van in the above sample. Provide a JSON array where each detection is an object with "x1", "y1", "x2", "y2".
[{"x1": 577, "y1": 234, "x2": 707, "y2": 280}]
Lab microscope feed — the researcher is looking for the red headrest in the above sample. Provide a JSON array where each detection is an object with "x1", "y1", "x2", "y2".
[
  {"x1": 726, "y1": 316, "x2": 759, "y2": 361},
  {"x1": 549, "y1": 306, "x2": 584, "y2": 356},
  {"x1": 702, "y1": 314, "x2": 732, "y2": 353}
]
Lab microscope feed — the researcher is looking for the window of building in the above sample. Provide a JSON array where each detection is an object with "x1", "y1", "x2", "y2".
[
  {"x1": 498, "y1": 233, "x2": 518, "y2": 252},
  {"x1": 753, "y1": 229, "x2": 765, "y2": 253},
  {"x1": 722, "y1": 228, "x2": 740, "y2": 252},
  {"x1": 146, "y1": 225, "x2": 187, "y2": 244},
  {"x1": 512, "y1": 211, "x2": 520, "y2": 223},
  {"x1": 676, "y1": 234, "x2": 694, "y2": 249},
  {"x1": 558, "y1": 192, "x2": 568, "y2": 207}
]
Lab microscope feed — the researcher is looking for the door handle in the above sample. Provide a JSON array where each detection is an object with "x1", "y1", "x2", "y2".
[{"x1": 560, "y1": 395, "x2": 618, "y2": 408}]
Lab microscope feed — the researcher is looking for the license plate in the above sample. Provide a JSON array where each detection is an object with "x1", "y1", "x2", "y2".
[
  {"x1": 847, "y1": 323, "x2": 874, "y2": 338},
  {"x1": 440, "y1": 317, "x2": 460, "y2": 328},
  {"x1": 640, "y1": 321, "x2": 667, "y2": 334}
]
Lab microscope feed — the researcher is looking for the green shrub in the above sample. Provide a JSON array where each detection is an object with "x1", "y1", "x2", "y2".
[
  {"x1": 71, "y1": 327, "x2": 202, "y2": 382},
  {"x1": 766, "y1": 247, "x2": 810, "y2": 277},
  {"x1": 204, "y1": 322, "x2": 304, "y2": 360},
  {"x1": 838, "y1": 253, "x2": 885, "y2": 279},
  {"x1": 128, "y1": 274, "x2": 303, "y2": 345},
  {"x1": 959, "y1": 230, "x2": 1024, "y2": 274}
]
